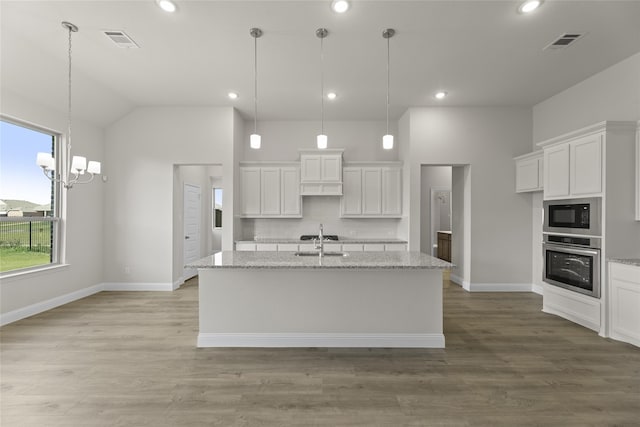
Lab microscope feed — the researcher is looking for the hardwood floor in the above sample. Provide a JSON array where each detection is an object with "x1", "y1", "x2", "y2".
[{"x1": 1, "y1": 275, "x2": 639, "y2": 426}]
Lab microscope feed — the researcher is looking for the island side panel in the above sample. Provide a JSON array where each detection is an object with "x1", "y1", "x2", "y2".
[{"x1": 198, "y1": 268, "x2": 444, "y2": 348}]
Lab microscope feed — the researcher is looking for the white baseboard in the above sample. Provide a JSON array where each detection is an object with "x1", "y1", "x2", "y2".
[
  {"x1": 468, "y1": 282, "x2": 534, "y2": 292},
  {"x1": 197, "y1": 333, "x2": 446, "y2": 348},
  {"x1": 0, "y1": 284, "x2": 103, "y2": 326},
  {"x1": 449, "y1": 274, "x2": 531, "y2": 292},
  {"x1": 449, "y1": 273, "x2": 471, "y2": 291},
  {"x1": 101, "y1": 282, "x2": 174, "y2": 291},
  {"x1": 532, "y1": 283, "x2": 544, "y2": 295},
  {"x1": 173, "y1": 277, "x2": 184, "y2": 290}
]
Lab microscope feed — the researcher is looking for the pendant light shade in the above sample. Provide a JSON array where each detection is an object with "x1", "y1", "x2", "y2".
[
  {"x1": 316, "y1": 28, "x2": 328, "y2": 149},
  {"x1": 250, "y1": 28, "x2": 262, "y2": 149},
  {"x1": 382, "y1": 28, "x2": 395, "y2": 150}
]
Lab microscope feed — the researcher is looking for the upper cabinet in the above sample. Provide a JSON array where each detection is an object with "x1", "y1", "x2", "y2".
[
  {"x1": 341, "y1": 162, "x2": 402, "y2": 218},
  {"x1": 239, "y1": 163, "x2": 301, "y2": 218},
  {"x1": 636, "y1": 121, "x2": 640, "y2": 221},
  {"x1": 514, "y1": 150, "x2": 543, "y2": 193},
  {"x1": 300, "y1": 149, "x2": 343, "y2": 196},
  {"x1": 537, "y1": 121, "x2": 636, "y2": 201},
  {"x1": 543, "y1": 134, "x2": 602, "y2": 199}
]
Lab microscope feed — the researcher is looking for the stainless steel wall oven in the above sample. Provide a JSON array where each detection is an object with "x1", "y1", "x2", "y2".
[{"x1": 542, "y1": 234, "x2": 601, "y2": 298}]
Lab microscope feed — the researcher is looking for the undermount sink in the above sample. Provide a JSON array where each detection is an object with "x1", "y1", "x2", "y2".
[{"x1": 294, "y1": 251, "x2": 349, "y2": 257}]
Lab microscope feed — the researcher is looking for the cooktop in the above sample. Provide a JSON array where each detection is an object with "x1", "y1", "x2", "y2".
[{"x1": 300, "y1": 235, "x2": 339, "y2": 241}]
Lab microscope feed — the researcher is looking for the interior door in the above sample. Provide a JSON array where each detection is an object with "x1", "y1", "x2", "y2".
[{"x1": 183, "y1": 183, "x2": 201, "y2": 280}]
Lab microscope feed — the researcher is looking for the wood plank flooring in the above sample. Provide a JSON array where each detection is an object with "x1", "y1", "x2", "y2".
[{"x1": 1, "y1": 275, "x2": 639, "y2": 426}]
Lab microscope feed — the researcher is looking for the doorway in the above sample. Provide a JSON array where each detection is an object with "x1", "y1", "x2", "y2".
[{"x1": 183, "y1": 183, "x2": 201, "y2": 280}]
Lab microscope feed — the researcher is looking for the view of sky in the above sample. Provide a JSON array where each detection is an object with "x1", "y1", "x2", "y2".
[{"x1": 0, "y1": 120, "x2": 54, "y2": 205}]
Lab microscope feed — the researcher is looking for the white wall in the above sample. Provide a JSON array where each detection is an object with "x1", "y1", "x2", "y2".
[
  {"x1": 104, "y1": 107, "x2": 236, "y2": 288},
  {"x1": 0, "y1": 90, "x2": 105, "y2": 318},
  {"x1": 533, "y1": 52, "x2": 640, "y2": 143},
  {"x1": 406, "y1": 107, "x2": 533, "y2": 288}
]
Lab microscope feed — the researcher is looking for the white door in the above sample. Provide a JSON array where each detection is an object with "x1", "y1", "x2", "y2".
[{"x1": 183, "y1": 183, "x2": 201, "y2": 280}]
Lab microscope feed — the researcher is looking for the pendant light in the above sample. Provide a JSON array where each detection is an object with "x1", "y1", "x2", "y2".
[
  {"x1": 36, "y1": 21, "x2": 101, "y2": 189},
  {"x1": 382, "y1": 28, "x2": 395, "y2": 150},
  {"x1": 249, "y1": 28, "x2": 262, "y2": 149},
  {"x1": 316, "y1": 28, "x2": 328, "y2": 149}
]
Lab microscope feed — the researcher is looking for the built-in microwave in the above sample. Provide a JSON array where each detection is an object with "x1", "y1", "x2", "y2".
[{"x1": 543, "y1": 197, "x2": 602, "y2": 236}]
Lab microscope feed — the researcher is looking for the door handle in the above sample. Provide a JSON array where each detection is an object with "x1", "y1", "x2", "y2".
[{"x1": 185, "y1": 236, "x2": 190, "y2": 239}]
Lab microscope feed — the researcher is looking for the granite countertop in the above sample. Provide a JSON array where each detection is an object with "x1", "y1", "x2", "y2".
[
  {"x1": 608, "y1": 259, "x2": 640, "y2": 267},
  {"x1": 188, "y1": 251, "x2": 453, "y2": 270},
  {"x1": 236, "y1": 238, "x2": 408, "y2": 244}
]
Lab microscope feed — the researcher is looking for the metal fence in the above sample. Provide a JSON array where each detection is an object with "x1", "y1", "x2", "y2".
[{"x1": 0, "y1": 218, "x2": 55, "y2": 253}]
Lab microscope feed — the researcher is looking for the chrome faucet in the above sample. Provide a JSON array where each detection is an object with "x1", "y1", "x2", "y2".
[{"x1": 314, "y1": 223, "x2": 325, "y2": 257}]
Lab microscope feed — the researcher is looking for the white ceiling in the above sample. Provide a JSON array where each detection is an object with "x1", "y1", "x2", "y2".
[{"x1": 2, "y1": 1, "x2": 640, "y2": 127}]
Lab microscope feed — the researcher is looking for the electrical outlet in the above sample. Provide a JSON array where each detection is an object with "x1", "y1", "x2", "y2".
[{"x1": 124, "y1": 265, "x2": 130, "y2": 275}]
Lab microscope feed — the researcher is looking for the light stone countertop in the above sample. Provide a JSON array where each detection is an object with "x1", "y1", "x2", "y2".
[
  {"x1": 188, "y1": 251, "x2": 453, "y2": 269},
  {"x1": 608, "y1": 259, "x2": 640, "y2": 267},
  {"x1": 236, "y1": 238, "x2": 408, "y2": 244}
]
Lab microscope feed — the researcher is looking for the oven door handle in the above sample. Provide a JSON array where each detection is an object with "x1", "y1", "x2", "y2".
[{"x1": 542, "y1": 242, "x2": 600, "y2": 257}]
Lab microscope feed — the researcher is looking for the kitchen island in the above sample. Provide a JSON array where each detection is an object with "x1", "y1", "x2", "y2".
[{"x1": 188, "y1": 251, "x2": 452, "y2": 348}]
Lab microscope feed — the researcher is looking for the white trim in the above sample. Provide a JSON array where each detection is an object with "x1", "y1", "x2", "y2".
[
  {"x1": 532, "y1": 283, "x2": 544, "y2": 295},
  {"x1": 173, "y1": 277, "x2": 185, "y2": 290},
  {"x1": 0, "y1": 284, "x2": 103, "y2": 326},
  {"x1": 101, "y1": 282, "x2": 174, "y2": 291},
  {"x1": 449, "y1": 273, "x2": 470, "y2": 291},
  {"x1": 197, "y1": 333, "x2": 445, "y2": 348},
  {"x1": 468, "y1": 283, "x2": 534, "y2": 292}
]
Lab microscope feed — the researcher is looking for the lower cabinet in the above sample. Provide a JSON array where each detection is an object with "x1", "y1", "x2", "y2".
[
  {"x1": 437, "y1": 232, "x2": 451, "y2": 262},
  {"x1": 236, "y1": 242, "x2": 407, "y2": 252},
  {"x1": 609, "y1": 262, "x2": 640, "y2": 347}
]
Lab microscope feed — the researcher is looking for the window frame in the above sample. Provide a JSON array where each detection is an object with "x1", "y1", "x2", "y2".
[{"x1": 0, "y1": 115, "x2": 63, "y2": 276}]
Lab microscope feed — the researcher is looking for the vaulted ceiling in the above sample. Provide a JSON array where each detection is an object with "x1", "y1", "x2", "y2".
[{"x1": 2, "y1": 1, "x2": 639, "y2": 127}]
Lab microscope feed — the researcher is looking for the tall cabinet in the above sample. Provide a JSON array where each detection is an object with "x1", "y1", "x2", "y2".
[{"x1": 537, "y1": 121, "x2": 639, "y2": 338}]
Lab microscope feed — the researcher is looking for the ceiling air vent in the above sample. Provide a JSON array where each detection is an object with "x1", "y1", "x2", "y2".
[
  {"x1": 103, "y1": 30, "x2": 139, "y2": 48},
  {"x1": 544, "y1": 33, "x2": 584, "y2": 50}
]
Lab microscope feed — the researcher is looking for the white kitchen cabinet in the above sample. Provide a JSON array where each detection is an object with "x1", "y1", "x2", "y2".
[
  {"x1": 363, "y1": 243, "x2": 385, "y2": 251},
  {"x1": 570, "y1": 134, "x2": 602, "y2": 196},
  {"x1": 260, "y1": 168, "x2": 281, "y2": 215},
  {"x1": 256, "y1": 243, "x2": 278, "y2": 251},
  {"x1": 362, "y1": 168, "x2": 382, "y2": 215},
  {"x1": 240, "y1": 167, "x2": 261, "y2": 216},
  {"x1": 540, "y1": 131, "x2": 603, "y2": 199},
  {"x1": 385, "y1": 243, "x2": 407, "y2": 251},
  {"x1": 514, "y1": 151, "x2": 543, "y2": 193},
  {"x1": 239, "y1": 163, "x2": 301, "y2": 218},
  {"x1": 543, "y1": 144, "x2": 570, "y2": 198},
  {"x1": 636, "y1": 121, "x2": 639, "y2": 221},
  {"x1": 236, "y1": 242, "x2": 256, "y2": 251},
  {"x1": 341, "y1": 168, "x2": 362, "y2": 215},
  {"x1": 382, "y1": 167, "x2": 403, "y2": 215},
  {"x1": 609, "y1": 262, "x2": 640, "y2": 347},
  {"x1": 342, "y1": 243, "x2": 364, "y2": 252},
  {"x1": 300, "y1": 149, "x2": 343, "y2": 196},
  {"x1": 340, "y1": 162, "x2": 402, "y2": 218},
  {"x1": 277, "y1": 243, "x2": 299, "y2": 251},
  {"x1": 281, "y1": 167, "x2": 301, "y2": 216}
]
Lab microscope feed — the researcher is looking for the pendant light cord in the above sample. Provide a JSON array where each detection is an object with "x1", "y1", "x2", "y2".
[
  {"x1": 386, "y1": 34, "x2": 390, "y2": 135},
  {"x1": 253, "y1": 33, "x2": 258, "y2": 135},
  {"x1": 67, "y1": 24, "x2": 73, "y2": 156},
  {"x1": 320, "y1": 34, "x2": 324, "y2": 135}
]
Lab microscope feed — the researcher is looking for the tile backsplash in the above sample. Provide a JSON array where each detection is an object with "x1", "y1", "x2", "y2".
[{"x1": 241, "y1": 197, "x2": 401, "y2": 240}]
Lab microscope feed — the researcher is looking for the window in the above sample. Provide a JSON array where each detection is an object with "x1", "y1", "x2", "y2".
[
  {"x1": 0, "y1": 118, "x2": 59, "y2": 274},
  {"x1": 213, "y1": 188, "x2": 222, "y2": 229}
]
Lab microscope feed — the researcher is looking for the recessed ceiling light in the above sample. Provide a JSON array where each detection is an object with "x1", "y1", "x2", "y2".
[
  {"x1": 156, "y1": 0, "x2": 177, "y2": 13},
  {"x1": 331, "y1": 0, "x2": 350, "y2": 13},
  {"x1": 518, "y1": 0, "x2": 543, "y2": 14},
  {"x1": 327, "y1": 92, "x2": 337, "y2": 100},
  {"x1": 435, "y1": 91, "x2": 448, "y2": 100},
  {"x1": 228, "y1": 92, "x2": 239, "y2": 100}
]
